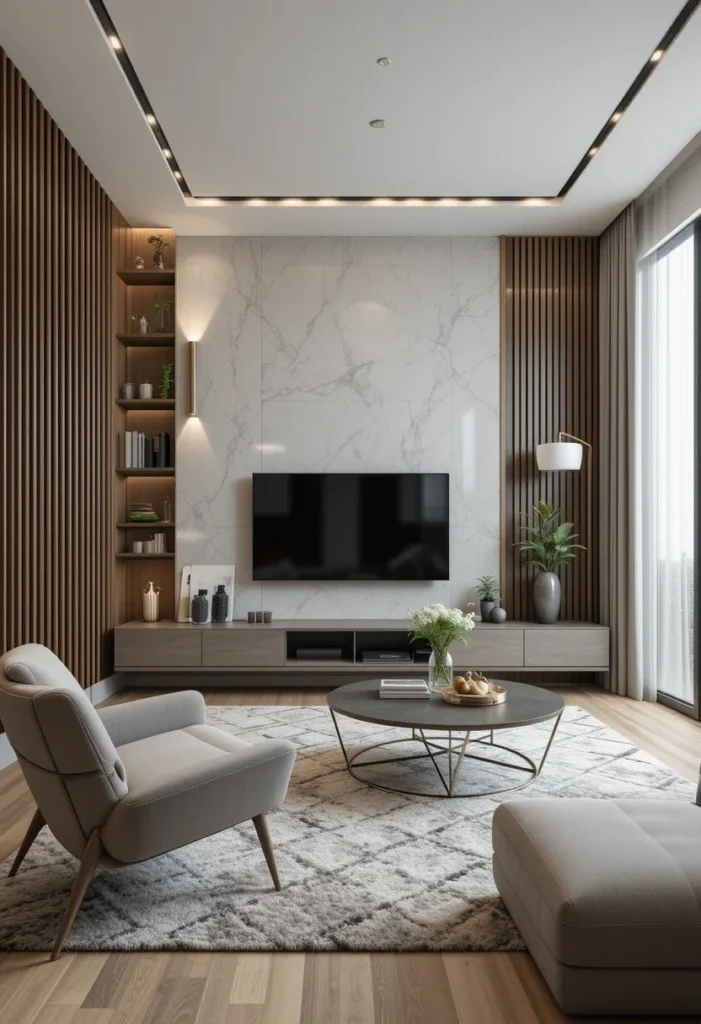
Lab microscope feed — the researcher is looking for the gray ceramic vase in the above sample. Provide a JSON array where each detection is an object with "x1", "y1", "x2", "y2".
[
  {"x1": 490, "y1": 606, "x2": 507, "y2": 624},
  {"x1": 533, "y1": 572, "x2": 561, "y2": 624},
  {"x1": 480, "y1": 599, "x2": 497, "y2": 622}
]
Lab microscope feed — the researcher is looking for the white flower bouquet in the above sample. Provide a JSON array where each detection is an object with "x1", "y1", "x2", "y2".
[{"x1": 408, "y1": 603, "x2": 476, "y2": 691}]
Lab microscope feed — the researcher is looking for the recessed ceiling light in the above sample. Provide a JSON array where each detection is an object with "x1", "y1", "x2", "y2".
[
  {"x1": 650, "y1": 49, "x2": 664, "y2": 62},
  {"x1": 174, "y1": 170, "x2": 182, "y2": 180},
  {"x1": 610, "y1": 111, "x2": 622, "y2": 123},
  {"x1": 376, "y1": 57, "x2": 391, "y2": 66},
  {"x1": 163, "y1": 148, "x2": 172, "y2": 159},
  {"x1": 369, "y1": 119, "x2": 387, "y2": 128},
  {"x1": 146, "y1": 113, "x2": 157, "y2": 126},
  {"x1": 588, "y1": 146, "x2": 598, "y2": 157},
  {"x1": 109, "y1": 35, "x2": 122, "y2": 50}
]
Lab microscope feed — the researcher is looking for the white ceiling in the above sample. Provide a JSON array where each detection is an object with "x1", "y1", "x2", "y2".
[{"x1": 1, "y1": 0, "x2": 701, "y2": 234}]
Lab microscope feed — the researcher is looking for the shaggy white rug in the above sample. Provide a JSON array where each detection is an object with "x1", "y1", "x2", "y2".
[{"x1": 0, "y1": 704, "x2": 695, "y2": 952}]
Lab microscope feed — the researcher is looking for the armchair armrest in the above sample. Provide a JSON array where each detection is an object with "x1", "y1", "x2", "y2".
[{"x1": 97, "y1": 691, "x2": 206, "y2": 747}]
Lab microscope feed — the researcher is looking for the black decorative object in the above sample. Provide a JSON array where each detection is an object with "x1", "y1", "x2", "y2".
[
  {"x1": 191, "y1": 589, "x2": 208, "y2": 624},
  {"x1": 212, "y1": 584, "x2": 229, "y2": 623}
]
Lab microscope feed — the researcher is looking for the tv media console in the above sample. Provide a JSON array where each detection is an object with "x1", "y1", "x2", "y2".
[{"x1": 114, "y1": 619, "x2": 610, "y2": 683}]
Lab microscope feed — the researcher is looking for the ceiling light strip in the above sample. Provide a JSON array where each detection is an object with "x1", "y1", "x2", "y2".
[
  {"x1": 87, "y1": 0, "x2": 701, "y2": 206},
  {"x1": 558, "y1": 0, "x2": 701, "y2": 198},
  {"x1": 86, "y1": 0, "x2": 191, "y2": 196}
]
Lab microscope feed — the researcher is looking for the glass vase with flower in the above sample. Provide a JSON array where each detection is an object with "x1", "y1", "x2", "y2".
[{"x1": 408, "y1": 603, "x2": 476, "y2": 692}]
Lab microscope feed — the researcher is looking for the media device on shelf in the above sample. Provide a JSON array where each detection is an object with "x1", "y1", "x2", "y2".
[{"x1": 252, "y1": 472, "x2": 449, "y2": 581}]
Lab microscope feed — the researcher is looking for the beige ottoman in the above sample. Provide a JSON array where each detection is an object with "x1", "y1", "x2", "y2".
[{"x1": 492, "y1": 798, "x2": 701, "y2": 1016}]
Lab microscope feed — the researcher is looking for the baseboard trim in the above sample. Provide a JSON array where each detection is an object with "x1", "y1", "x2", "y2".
[{"x1": 0, "y1": 672, "x2": 126, "y2": 770}]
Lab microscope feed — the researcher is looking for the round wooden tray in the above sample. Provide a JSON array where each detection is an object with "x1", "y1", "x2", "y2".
[{"x1": 441, "y1": 684, "x2": 507, "y2": 707}]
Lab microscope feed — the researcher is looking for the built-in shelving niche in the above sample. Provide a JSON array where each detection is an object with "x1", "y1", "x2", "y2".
[{"x1": 113, "y1": 227, "x2": 176, "y2": 622}]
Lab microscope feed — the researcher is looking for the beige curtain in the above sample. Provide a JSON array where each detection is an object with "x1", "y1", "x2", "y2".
[{"x1": 599, "y1": 205, "x2": 642, "y2": 698}]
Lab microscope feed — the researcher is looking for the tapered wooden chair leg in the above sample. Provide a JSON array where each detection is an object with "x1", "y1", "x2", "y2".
[
  {"x1": 8, "y1": 808, "x2": 46, "y2": 878},
  {"x1": 252, "y1": 814, "x2": 281, "y2": 891},
  {"x1": 51, "y1": 829, "x2": 103, "y2": 961}
]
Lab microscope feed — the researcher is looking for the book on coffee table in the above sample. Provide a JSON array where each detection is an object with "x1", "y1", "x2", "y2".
[{"x1": 379, "y1": 679, "x2": 430, "y2": 699}]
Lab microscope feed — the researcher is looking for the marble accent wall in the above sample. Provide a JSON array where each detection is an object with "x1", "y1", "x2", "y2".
[{"x1": 176, "y1": 237, "x2": 499, "y2": 619}]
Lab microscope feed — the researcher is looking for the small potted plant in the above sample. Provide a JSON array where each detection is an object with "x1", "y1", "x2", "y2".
[
  {"x1": 408, "y1": 603, "x2": 475, "y2": 692},
  {"x1": 475, "y1": 576, "x2": 499, "y2": 623},
  {"x1": 148, "y1": 234, "x2": 170, "y2": 271},
  {"x1": 159, "y1": 362, "x2": 174, "y2": 400},
  {"x1": 154, "y1": 296, "x2": 173, "y2": 331},
  {"x1": 515, "y1": 501, "x2": 585, "y2": 623}
]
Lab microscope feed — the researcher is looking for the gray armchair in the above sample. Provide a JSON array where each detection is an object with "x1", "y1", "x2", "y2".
[{"x1": 0, "y1": 643, "x2": 296, "y2": 959}]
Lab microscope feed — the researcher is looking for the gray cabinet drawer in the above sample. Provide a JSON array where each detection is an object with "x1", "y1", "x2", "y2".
[
  {"x1": 450, "y1": 629, "x2": 524, "y2": 668},
  {"x1": 524, "y1": 628, "x2": 609, "y2": 668},
  {"x1": 115, "y1": 628, "x2": 202, "y2": 668},
  {"x1": 202, "y1": 628, "x2": 285, "y2": 667}
]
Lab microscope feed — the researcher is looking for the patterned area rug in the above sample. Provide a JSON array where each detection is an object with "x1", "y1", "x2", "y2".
[{"x1": 0, "y1": 704, "x2": 695, "y2": 952}]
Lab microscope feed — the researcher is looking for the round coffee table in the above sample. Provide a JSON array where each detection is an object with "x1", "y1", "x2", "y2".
[{"x1": 327, "y1": 678, "x2": 565, "y2": 798}]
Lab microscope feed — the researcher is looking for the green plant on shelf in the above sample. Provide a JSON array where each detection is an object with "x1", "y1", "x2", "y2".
[
  {"x1": 159, "y1": 362, "x2": 175, "y2": 400},
  {"x1": 154, "y1": 295, "x2": 173, "y2": 331}
]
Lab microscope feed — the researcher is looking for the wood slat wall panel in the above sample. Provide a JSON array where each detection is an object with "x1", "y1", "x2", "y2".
[
  {"x1": 1, "y1": 48, "x2": 119, "y2": 688},
  {"x1": 501, "y1": 237, "x2": 599, "y2": 622}
]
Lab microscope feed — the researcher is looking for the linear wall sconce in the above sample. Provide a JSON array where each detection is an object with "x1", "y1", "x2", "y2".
[
  {"x1": 188, "y1": 341, "x2": 198, "y2": 417},
  {"x1": 87, "y1": 0, "x2": 701, "y2": 206}
]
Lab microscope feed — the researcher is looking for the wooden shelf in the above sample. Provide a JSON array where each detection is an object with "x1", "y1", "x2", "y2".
[
  {"x1": 117, "y1": 553, "x2": 175, "y2": 560},
  {"x1": 116, "y1": 468, "x2": 175, "y2": 477},
  {"x1": 117, "y1": 269, "x2": 175, "y2": 286},
  {"x1": 117, "y1": 333, "x2": 175, "y2": 347},
  {"x1": 117, "y1": 399, "x2": 175, "y2": 410},
  {"x1": 117, "y1": 522, "x2": 176, "y2": 529}
]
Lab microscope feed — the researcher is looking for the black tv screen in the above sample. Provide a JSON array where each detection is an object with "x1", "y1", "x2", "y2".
[{"x1": 252, "y1": 473, "x2": 449, "y2": 581}]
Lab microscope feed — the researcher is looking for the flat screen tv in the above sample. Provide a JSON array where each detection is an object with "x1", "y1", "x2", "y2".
[{"x1": 252, "y1": 472, "x2": 449, "y2": 581}]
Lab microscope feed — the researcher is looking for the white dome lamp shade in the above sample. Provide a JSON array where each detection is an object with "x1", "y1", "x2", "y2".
[{"x1": 536, "y1": 441, "x2": 583, "y2": 471}]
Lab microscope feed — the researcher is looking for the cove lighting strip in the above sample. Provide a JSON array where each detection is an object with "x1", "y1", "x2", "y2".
[{"x1": 88, "y1": 0, "x2": 701, "y2": 206}]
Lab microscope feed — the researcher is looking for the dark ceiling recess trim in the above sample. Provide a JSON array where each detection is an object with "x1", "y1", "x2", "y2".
[{"x1": 88, "y1": 0, "x2": 701, "y2": 205}]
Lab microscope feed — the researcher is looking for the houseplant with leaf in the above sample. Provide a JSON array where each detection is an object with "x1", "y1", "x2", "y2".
[
  {"x1": 148, "y1": 234, "x2": 170, "y2": 270},
  {"x1": 159, "y1": 362, "x2": 174, "y2": 400},
  {"x1": 408, "y1": 603, "x2": 475, "y2": 692},
  {"x1": 475, "y1": 575, "x2": 499, "y2": 623},
  {"x1": 515, "y1": 501, "x2": 585, "y2": 623}
]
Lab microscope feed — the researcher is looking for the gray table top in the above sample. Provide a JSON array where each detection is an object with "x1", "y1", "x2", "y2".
[{"x1": 326, "y1": 678, "x2": 565, "y2": 731}]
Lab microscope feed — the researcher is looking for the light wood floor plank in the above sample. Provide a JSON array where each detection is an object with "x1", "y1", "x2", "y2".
[
  {"x1": 49, "y1": 955, "x2": 109, "y2": 1007},
  {"x1": 371, "y1": 953, "x2": 458, "y2": 1024},
  {"x1": 106, "y1": 954, "x2": 169, "y2": 1024},
  {"x1": 230, "y1": 954, "x2": 270, "y2": 1005},
  {"x1": 259, "y1": 954, "x2": 305, "y2": 1024},
  {"x1": 0, "y1": 953, "x2": 75, "y2": 1024},
  {"x1": 300, "y1": 953, "x2": 374, "y2": 1024},
  {"x1": 195, "y1": 953, "x2": 238, "y2": 1024},
  {"x1": 83, "y1": 955, "x2": 138, "y2": 1010}
]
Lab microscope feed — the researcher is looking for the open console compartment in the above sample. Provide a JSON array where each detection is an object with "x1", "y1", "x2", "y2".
[{"x1": 286, "y1": 630, "x2": 355, "y2": 666}]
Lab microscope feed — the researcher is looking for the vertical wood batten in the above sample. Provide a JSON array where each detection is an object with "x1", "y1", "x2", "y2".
[
  {"x1": 501, "y1": 236, "x2": 599, "y2": 622},
  {"x1": 0, "y1": 47, "x2": 118, "y2": 690}
]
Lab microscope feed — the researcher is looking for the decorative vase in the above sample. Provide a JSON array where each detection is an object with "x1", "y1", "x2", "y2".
[
  {"x1": 533, "y1": 572, "x2": 561, "y2": 624},
  {"x1": 139, "y1": 381, "x2": 153, "y2": 400},
  {"x1": 428, "y1": 648, "x2": 453, "y2": 692},
  {"x1": 191, "y1": 588, "x2": 209, "y2": 624},
  {"x1": 480, "y1": 599, "x2": 496, "y2": 622},
  {"x1": 212, "y1": 584, "x2": 229, "y2": 623},
  {"x1": 142, "y1": 581, "x2": 160, "y2": 622},
  {"x1": 490, "y1": 605, "x2": 508, "y2": 624},
  {"x1": 153, "y1": 252, "x2": 164, "y2": 270}
]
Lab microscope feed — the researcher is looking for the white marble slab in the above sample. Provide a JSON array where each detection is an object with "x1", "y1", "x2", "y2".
[{"x1": 177, "y1": 236, "x2": 499, "y2": 619}]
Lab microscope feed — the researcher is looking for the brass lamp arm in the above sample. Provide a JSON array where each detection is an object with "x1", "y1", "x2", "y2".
[{"x1": 558, "y1": 431, "x2": 592, "y2": 451}]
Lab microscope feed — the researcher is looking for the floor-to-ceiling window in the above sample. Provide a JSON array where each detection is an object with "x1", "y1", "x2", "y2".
[{"x1": 638, "y1": 224, "x2": 698, "y2": 714}]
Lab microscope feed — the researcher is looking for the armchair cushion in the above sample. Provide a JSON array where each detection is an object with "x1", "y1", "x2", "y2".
[
  {"x1": 101, "y1": 726, "x2": 296, "y2": 864},
  {"x1": 97, "y1": 691, "x2": 206, "y2": 747}
]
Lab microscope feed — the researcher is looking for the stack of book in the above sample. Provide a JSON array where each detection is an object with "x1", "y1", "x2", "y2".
[
  {"x1": 129, "y1": 503, "x2": 159, "y2": 523},
  {"x1": 124, "y1": 431, "x2": 172, "y2": 468},
  {"x1": 379, "y1": 679, "x2": 430, "y2": 699}
]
